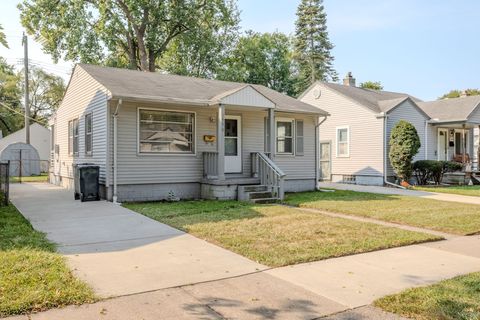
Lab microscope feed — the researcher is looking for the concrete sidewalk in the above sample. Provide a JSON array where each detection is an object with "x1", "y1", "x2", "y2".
[
  {"x1": 267, "y1": 235, "x2": 480, "y2": 308},
  {"x1": 10, "y1": 183, "x2": 266, "y2": 297},
  {"x1": 319, "y1": 182, "x2": 480, "y2": 205}
]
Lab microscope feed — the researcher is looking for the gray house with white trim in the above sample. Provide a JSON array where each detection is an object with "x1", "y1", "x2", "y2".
[
  {"x1": 50, "y1": 64, "x2": 328, "y2": 202},
  {"x1": 300, "y1": 73, "x2": 480, "y2": 185}
]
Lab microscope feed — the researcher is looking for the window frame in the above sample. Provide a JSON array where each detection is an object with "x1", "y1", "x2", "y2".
[
  {"x1": 137, "y1": 107, "x2": 197, "y2": 156},
  {"x1": 68, "y1": 118, "x2": 79, "y2": 156},
  {"x1": 85, "y1": 113, "x2": 93, "y2": 156},
  {"x1": 336, "y1": 125, "x2": 350, "y2": 158},
  {"x1": 275, "y1": 117, "x2": 295, "y2": 155}
]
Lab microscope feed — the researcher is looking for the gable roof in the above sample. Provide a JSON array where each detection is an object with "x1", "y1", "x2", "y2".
[
  {"x1": 77, "y1": 64, "x2": 327, "y2": 115},
  {"x1": 315, "y1": 82, "x2": 423, "y2": 114},
  {"x1": 417, "y1": 96, "x2": 480, "y2": 122}
]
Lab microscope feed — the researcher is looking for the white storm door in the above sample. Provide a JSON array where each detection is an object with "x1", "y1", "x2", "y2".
[
  {"x1": 438, "y1": 129, "x2": 448, "y2": 161},
  {"x1": 225, "y1": 116, "x2": 242, "y2": 173}
]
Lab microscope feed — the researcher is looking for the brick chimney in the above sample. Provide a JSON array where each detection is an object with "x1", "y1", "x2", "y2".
[{"x1": 343, "y1": 72, "x2": 356, "y2": 87}]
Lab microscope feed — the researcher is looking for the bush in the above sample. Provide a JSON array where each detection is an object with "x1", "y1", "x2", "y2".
[
  {"x1": 413, "y1": 160, "x2": 463, "y2": 185},
  {"x1": 389, "y1": 121, "x2": 421, "y2": 181}
]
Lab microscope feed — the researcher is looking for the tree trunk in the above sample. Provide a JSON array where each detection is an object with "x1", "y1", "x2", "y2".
[{"x1": 148, "y1": 49, "x2": 156, "y2": 72}]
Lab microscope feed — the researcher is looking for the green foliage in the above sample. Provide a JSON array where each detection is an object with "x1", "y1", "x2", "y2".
[
  {"x1": 389, "y1": 120, "x2": 421, "y2": 181},
  {"x1": 0, "y1": 58, "x2": 23, "y2": 136},
  {"x1": 19, "y1": 0, "x2": 240, "y2": 72},
  {"x1": 0, "y1": 24, "x2": 8, "y2": 48},
  {"x1": 158, "y1": 3, "x2": 239, "y2": 78},
  {"x1": 440, "y1": 89, "x2": 480, "y2": 99},
  {"x1": 218, "y1": 31, "x2": 296, "y2": 95},
  {"x1": 22, "y1": 65, "x2": 66, "y2": 121},
  {"x1": 293, "y1": 0, "x2": 337, "y2": 94},
  {"x1": 360, "y1": 81, "x2": 383, "y2": 90},
  {"x1": 413, "y1": 160, "x2": 463, "y2": 185}
]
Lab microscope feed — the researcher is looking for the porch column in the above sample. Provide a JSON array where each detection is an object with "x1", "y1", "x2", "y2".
[
  {"x1": 217, "y1": 103, "x2": 225, "y2": 180},
  {"x1": 268, "y1": 108, "x2": 275, "y2": 158}
]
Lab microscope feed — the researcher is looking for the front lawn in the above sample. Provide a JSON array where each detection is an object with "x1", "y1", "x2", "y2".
[
  {"x1": 415, "y1": 185, "x2": 480, "y2": 197},
  {"x1": 0, "y1": 204, "x2": 95, "y2": 317},
  {"x1": 125, "y1": 201, "x2": 440, "y2": 267},
  {"x1": 285, "y1": 190, "x2": 480, "y2": 235},
  {"x1": 375, "y1": 272, "x2": 480, "y2": 320}
]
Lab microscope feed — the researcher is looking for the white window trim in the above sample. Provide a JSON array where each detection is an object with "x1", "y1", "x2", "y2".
[
  {"x1": 275, "y1": 117, "x2": 295, "y2": 155},
  {"x1": 336, "y1": 125, "x2": 350, "y2": 158},
  {"x1": 68, "y1": 117, "x2": 79, "y2": 156},
  {"x1": 137, "y1": 107, "x2": 197, "y2": 156},
  {"x1": 85, "y1": 113, "x2": 93, "y2": 156}
]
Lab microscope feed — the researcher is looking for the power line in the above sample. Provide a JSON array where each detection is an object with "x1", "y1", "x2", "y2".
[{"x1": 0, "y1": 101, "x2": 47, "y2": 126}]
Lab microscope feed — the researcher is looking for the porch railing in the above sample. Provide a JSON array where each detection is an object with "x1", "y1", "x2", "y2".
[
  {"x1": 203, "y1": 152, "x2": 218, "y2": 179},
  {"x1": 251, "y1": 152, "x2": 286, "y2": 200}
]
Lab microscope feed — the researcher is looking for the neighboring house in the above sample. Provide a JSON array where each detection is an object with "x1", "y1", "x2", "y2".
[
  {"x1": 300, "y1": 73, "x2": 480, "y2": 185},
  {"x1": 0, "y1": 123, "x2": 51, "y2": 172},
  {"x1": 50, "y1": 64, "x2": 328, "y2": 202}
]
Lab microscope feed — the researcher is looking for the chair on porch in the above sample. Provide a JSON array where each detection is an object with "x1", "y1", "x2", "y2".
[{"x1": 452, "y1": 153, "x2": 470, "y2": 164}]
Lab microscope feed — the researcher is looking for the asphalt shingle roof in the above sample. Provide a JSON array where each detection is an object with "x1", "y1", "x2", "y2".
[
  {"x1": 78, "y1": 64, "x2": 327, "y2": 115},
  {"x1": 417, "y1": 96, "x2": 480, "y2": 121},
  {"x1": 320, "y1": 82, "x2": 422, "y2": 113}
]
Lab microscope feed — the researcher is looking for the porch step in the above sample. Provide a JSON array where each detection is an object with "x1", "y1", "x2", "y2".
[
  {"x1": 248, "y1": 191, "x2": 273, "y2": 200},
  {"x1": 241, "y1": 185, "x2": 268, "y2": 193},
  {"x1": 251, "y1": 197, "x2": 279, "y2": 204}
]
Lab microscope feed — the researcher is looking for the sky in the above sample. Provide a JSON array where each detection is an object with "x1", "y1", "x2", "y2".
[{"x1": 1, "y1": 0, "x2": 479, "y2": 101}]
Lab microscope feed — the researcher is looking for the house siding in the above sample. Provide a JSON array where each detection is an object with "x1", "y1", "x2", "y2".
[
  {"x1": 109, "y1": 102, "x2": 316, "y2": 197},
  {"x1": 52, "y1": 66, "x2": 109, "y2": 188},
  {"x1": 386, "y1": 100, "x2": 428, "y2": 177},
  {"x1": 300, "y1": 83, "x2": 385, "y2": 182}
]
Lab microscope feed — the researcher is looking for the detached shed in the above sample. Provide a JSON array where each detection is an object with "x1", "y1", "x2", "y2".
[{"x1": 0, "y1": 142, "x2": 41, "y2": 176}]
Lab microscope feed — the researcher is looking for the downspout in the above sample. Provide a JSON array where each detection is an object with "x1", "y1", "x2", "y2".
[
  {"x1": 315, "y1": 115, "x2": 328, "y2": 190},
  {"x1": 425, "y1": 120, "x2": 428, "y2": 160},
  {"x1": 112, "y1": 99, "x2": 122, "y2": 203},
  {"x1": 382, "y1": 113, "x2": 406, "y2": 189}
]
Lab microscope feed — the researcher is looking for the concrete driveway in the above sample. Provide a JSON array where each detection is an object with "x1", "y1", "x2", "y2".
[{"x1": 10, "y1": 183, "x2": 266, "y2": 297}]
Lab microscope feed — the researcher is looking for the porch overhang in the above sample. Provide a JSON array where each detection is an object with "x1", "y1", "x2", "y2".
[
  {"x1": 428, "y1": 119, "x2": 480, "y2": 128},
  {"x1": 210, "y1": 85, "x2": 276, "y2": 109}
]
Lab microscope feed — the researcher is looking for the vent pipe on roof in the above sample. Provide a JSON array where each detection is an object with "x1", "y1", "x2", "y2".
[{"x1": 343, "y1": 72, "x2": 356, "y2": 87}]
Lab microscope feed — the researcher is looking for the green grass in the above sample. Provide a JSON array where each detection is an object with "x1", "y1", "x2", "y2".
[
  {"x1": 415, "y1": 185, "x2": 480, "y2": 197},
  {"x1": 10, "y1": 173, "x2": 49, "y2": 183},
  {"x1": 0, "y1": 204, "x2": 95, "y2": 317},
  {"x1": 285, "y1": 190, "x2": 480, "y2": 235},
  {"x1": 125, "y1": 200, "x2": 440, "y2": 267},
  {"x1": 375, "y1": 272, "x2": 480, "y2": 320}
]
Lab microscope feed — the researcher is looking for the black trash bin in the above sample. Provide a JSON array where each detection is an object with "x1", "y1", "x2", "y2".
[{"x1": 74, "y1": 164, "x2": 100, "y2": 202}]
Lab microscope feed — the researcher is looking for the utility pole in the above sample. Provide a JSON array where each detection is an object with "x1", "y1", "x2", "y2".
[{"x1": 22, "y1": 33, "x2": 30, "y2": 144}]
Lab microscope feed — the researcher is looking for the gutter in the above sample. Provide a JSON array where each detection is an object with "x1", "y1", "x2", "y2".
[
  {"x1": 315, "y1": 115, "x2": 328, "y2": 190},
  {"x1": 380, "y1": 112, "x2": 406, "y2": 189},
  {"x1": 112, "y1": 99, "x2": 122, "y2": 203}
]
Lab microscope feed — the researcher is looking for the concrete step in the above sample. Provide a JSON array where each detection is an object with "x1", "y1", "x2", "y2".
[
  {"x1": 248, "y1": 191, "x2": 273, "y2": 200},
  {"x1": 242, "y1": 185, "x2": 268, "y2": 192},
  {"x1": 251, "y1": 197, "x2": 279, "y2": 204}
]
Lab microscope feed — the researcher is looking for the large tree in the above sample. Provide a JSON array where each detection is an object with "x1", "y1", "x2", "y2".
[
  {"x1": 218, "y1": 31, "x2": 296, "y2": 95},
  {"x1": 0, "y1": 58, "x2": 23, "y2": 136},
  {"x1": 157, "y1": 8, "x2": 239, "y2": 78},
  {"x1": 293, "y1": 0, "x2": 337, "y2": 94},
  {"x1": 21, "y1": 66, "x2": 66, "y2": 121},
  {"x1": 19, "y1": 0, "x2": 239, "y2": 72},
  {"x1": 439, "y1": 89, "x2": 480, "y2": 100}
]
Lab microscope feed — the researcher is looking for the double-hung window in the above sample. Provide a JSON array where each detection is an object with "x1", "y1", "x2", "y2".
[
  {"x1": 336, "y1": 126, "x2": 349, "y2": 157},
  {"x1": 68, "y1": 118, "x2": 79, "y2": 156},
  {"x1": 276, "y1": 119, "x2": 294, "y2": 154},
  {"x1": 85, "y1": 113, "x2": 93, "y2": 155},
  {"x1": 139, "y1": 109, "x2": 195, "y2": 154}
]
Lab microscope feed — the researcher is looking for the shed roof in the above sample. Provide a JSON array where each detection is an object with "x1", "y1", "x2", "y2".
[
  {"x1": 417, "y1": 96, "x2": 480, "y2": 122},
  {"x1": 78, "y1": 64, "x2": 327, "y2": 115}
]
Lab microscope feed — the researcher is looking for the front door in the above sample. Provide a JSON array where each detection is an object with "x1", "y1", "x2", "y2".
[
  {"x1": 225, "y1": 116, "x2": 242, "y2": 173},
  {"x1": 319, "y1": 142, "x2": 331, "y2": 180},
  {"x1": 438, "y1": 129, "x2": 448, "y2": 161}
]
